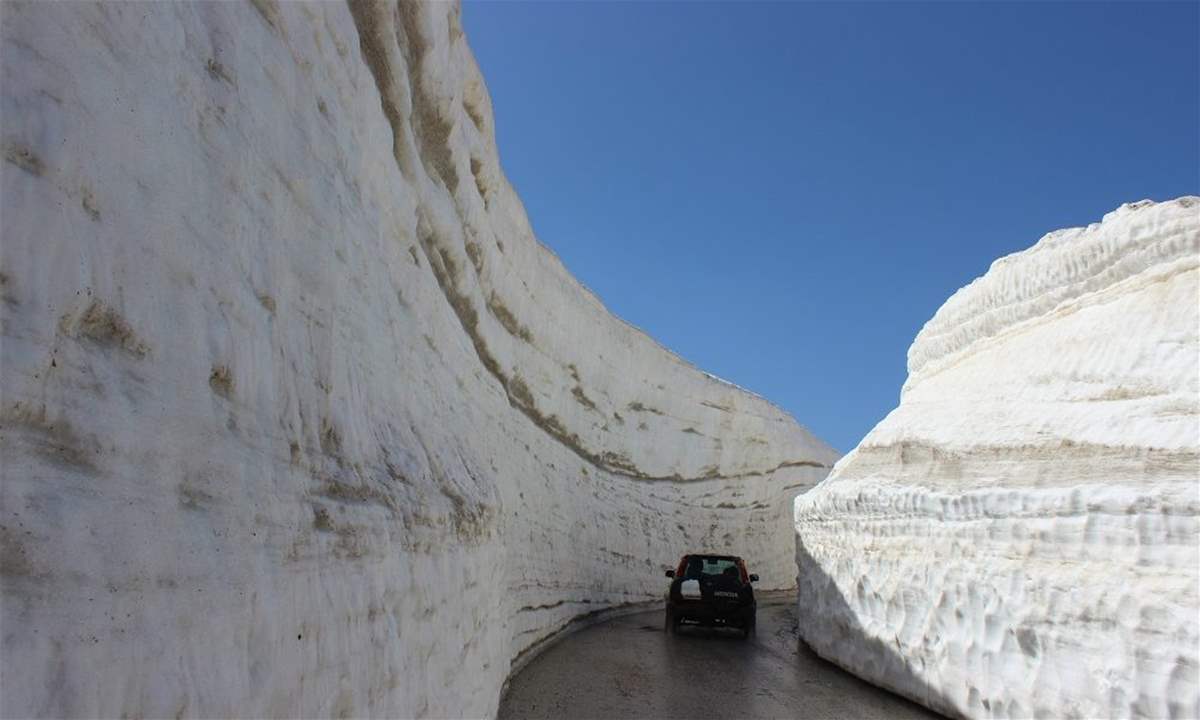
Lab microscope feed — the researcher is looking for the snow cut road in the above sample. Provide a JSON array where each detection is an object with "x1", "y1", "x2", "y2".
[{"x1": 499, "y1": 599, "x2": 942, "y2": 719}]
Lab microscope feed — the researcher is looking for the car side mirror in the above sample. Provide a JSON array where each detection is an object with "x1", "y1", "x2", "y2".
[
  {"x1": 749, "y1": 574, "x2": 759, "y2": 583},
  {"x1": 665, "y1": 570, "x2": 675, "y2": 578}
]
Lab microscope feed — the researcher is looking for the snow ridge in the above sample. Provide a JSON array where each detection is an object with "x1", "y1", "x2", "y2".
[{"x1": 908, "y1": 198, "x2": 1198, "y2": 389}]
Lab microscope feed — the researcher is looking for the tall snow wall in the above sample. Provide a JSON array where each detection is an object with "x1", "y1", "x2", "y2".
[
  {"x1": 0, "y1": 2, "x2": 837, "y2": 717},
  {"x1": 795, "y1": 198, "x2": 1199, "y2": 719}
]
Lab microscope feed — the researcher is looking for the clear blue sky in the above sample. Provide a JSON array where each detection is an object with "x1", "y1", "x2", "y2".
[{"x1": 462, "y1": 1, "x2": 1199, "y2": 452}]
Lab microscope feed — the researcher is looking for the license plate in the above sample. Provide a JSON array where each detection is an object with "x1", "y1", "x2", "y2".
[{"x1": 714, "y1": 591, "x2": 738, "y2": 599}]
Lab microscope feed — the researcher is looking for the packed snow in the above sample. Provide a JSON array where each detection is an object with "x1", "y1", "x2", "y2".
[
  {"x1": 795, "y1": 198, "x2": 1199, "y2": 719},
  {"x1": 0, "y1": 2, "x2": 836, "y2": 717}
]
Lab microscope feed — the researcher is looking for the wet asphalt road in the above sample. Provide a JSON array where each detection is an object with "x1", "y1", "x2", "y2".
[{"x1": 499, "y1": 600, "x2": 941, "y2": 720}]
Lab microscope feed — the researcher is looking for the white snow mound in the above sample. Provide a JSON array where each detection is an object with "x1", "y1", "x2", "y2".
[{"x1": 795, "y1": 197, "x2": 1200, "y2": 720}]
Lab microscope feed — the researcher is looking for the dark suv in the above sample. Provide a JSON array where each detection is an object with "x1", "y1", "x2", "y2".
[{"x1": 664, "y1": 554, "x2": 758, "y2": 638}]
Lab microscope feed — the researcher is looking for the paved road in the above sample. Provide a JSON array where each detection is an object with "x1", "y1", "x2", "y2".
[{"x1": 499, "y1": 600, "x2": 941, "y2": 719}]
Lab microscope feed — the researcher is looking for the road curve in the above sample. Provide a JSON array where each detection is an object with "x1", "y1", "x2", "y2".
[{"x1": 499, "y1": 600, "x2": 941, "y2": 719}]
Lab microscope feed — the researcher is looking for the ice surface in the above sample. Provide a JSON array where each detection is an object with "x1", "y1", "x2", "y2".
[
  {"x1": 0, "y1": 2, "x2": 837, "y2": 717},
  {"x1": 795, "y1": 198, "x2": 1199, "y2": 719}
]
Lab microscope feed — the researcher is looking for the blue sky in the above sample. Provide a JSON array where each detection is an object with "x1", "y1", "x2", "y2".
[{"x1": 462, "y1": 1, "x2": 1199, "y2": 452}]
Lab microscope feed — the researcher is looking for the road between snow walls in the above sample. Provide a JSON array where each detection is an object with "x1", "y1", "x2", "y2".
[{"x1": 0, "y1": 2, "x2": 837, "y2": 717}]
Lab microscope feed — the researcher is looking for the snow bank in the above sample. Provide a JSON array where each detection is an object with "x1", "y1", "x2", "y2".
[
  {"x1": 795, "y1": 198, "x2": 1199, "y2": 719},
  {"x1": 0, "y1": 2, "x2": 836, "y2": 716}
]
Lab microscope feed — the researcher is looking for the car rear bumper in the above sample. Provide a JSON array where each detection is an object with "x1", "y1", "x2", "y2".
[{"x1": 668, "y1": 600, "x2": 755, "y2": 627}]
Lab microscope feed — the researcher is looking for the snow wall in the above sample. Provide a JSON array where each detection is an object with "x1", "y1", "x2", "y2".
[
  {"x1": 0, "y1": 2, "x2": 838, "y2": 716},
  {"x1": 795, "y1": 198, "x2": 1199, "y2": 720}
]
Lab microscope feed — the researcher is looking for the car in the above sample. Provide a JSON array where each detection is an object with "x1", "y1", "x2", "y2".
[{"x1": 663, "y1": 553, "x2": 758, "y2": 639}]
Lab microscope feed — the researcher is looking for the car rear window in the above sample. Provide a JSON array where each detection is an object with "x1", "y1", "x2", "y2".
[{"x1": 682, "y1": 556, "x2": 740, "y2": 578}]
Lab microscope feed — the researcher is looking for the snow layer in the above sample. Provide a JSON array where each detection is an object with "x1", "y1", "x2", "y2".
[
  {"x1": 0, "y1": 2, "x2": 837, "y2": 717},
  {"x1": 795, "y1": 198, "x2": 1199, "y2": 719}
]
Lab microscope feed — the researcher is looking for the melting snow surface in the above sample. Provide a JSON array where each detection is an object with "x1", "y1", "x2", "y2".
[{"x1": 795, "y1": 198, "x2": 1200, "y2": 720}]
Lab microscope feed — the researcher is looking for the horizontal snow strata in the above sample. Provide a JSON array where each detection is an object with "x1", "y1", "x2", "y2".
[
  {"x1": 906, "y1": 198, "x2": 1199, "y2": 390},
  {"x1": 795, "y1": 198, "x2": 1200, "y2": 720},
  {"x1": 0, "y1": 1, "x2": 835, "y2": 718}
]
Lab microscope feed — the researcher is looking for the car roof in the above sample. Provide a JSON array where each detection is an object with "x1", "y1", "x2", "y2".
[{"x1": 683, "y1": 553, "x2": 742, "y2": 561}]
